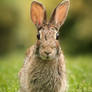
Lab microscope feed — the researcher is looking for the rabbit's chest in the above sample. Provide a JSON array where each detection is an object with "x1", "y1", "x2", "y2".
[{"x1": 28, "y1": 62, "x2": 62, "y2": 92}]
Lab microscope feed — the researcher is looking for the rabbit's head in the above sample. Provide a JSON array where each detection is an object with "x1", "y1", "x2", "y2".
[{"x1": 31, "y1": 0, "x2": 70, "y2": 60}]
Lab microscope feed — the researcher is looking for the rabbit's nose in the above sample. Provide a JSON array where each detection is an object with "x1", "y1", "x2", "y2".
[{"x1": 44, "y1": 51, "x2": 51, "y2": 55}]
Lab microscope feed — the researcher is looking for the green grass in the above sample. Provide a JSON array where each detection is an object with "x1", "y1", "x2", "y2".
[
  {"x1": 66, "y1": 55, "x2": 92, "y2": 92},
  {"x1": 0, "y1": 52, "x2": 92, "y2": 92}
]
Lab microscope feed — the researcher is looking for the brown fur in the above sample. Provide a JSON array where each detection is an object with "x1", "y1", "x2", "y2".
[
  {"x1": 18, "y1": 0, "x2": 70, "y2": 92},
  {"x1": 19, "y1": 46, "x2": 66, "y2": 92}
]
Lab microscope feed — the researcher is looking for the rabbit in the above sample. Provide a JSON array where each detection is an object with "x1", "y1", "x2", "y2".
[{"x1": 18, "y1": 0, "x2": 70, "y2": 92}]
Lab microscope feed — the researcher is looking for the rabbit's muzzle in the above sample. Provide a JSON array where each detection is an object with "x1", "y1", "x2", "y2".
[{"x1": 38, "y1": 46, "x2": 58, "y2": 60}]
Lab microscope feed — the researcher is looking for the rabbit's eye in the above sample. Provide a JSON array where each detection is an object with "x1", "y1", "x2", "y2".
[
  {"x1": 37, "y1": 33, "x2": 40, "y2": 40},
  {"x1": 56, "y1": 33, "x2": 59, "y2": 40}
]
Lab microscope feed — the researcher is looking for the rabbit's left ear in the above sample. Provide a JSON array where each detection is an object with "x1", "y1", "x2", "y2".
[
  {"x1": 31, "y1": 1, "x2": 47, "y2": 29},
  {"x1": 49, "y1": 0, "x2": 70, "y2": 29}
]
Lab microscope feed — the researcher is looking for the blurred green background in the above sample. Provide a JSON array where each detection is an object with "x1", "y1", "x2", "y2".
[
  {"x1": 0, "y1": 0, "x2": 92, "y2": 92},
  {"x1": 0, "y1": 0, "x2": 92, "y2": 55}
]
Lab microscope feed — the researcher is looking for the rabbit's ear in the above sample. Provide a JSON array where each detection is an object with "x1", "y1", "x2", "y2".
[
  {"x1": 49, "y1": 0, "x2": 70, "y2": 29},
  {"x1": 31, "y1": 1, "x2": 47, "y2": 29}
]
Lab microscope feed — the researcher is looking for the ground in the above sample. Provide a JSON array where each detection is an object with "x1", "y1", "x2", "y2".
[{"x1": 0, "y1": 51, "x2": 92, "y2": 92}]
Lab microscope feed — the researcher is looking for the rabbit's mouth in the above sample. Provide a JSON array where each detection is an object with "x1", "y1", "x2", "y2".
[
  {"x1": 39, "y1": 53, "x2": 56, "y2": 61},
  {"x1": 40, "y1": 55, "x2": 52, "y2": 60}
]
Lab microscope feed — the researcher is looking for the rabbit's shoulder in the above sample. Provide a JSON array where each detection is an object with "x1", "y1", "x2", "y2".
[
  {"x1": 18, "y1": 45, "x2": 35, "y2": 78},
  {"x1": 58, "y1": 51, "x2": 67, "y2": 91},
  {"x1": 58, "y1": 51, "x2": 66, "y2": 76},
  {"x1": 24, "y1": 45, "x2": 35, "y2": 65}
]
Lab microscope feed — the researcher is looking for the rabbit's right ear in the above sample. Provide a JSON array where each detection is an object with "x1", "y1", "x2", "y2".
[
  {"x1": 31, "y1": 1, "x2": 47, "y2": 29},
  {"x1": 49, "y1": 0, "x2": 70, "y2": 30}
]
